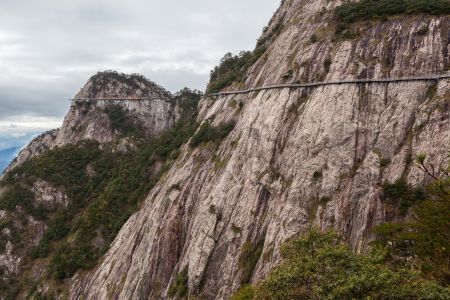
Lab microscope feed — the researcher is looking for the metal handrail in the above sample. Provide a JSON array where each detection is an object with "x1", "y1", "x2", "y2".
[
  {"x1": 208, "y1": 74, "x2": 450, "y2": 97},
  {"x1": 69, "y1": 97, "x2": 173, "y2": 101}
]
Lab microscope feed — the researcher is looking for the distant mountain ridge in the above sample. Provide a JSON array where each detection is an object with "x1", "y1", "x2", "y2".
[{"x1": 0, "y1": 146, "x2": 20, "y2": 173}]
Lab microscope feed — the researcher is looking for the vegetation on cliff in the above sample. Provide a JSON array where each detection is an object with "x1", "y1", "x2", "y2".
[
  {"x1": 0, "y1": 89, "x2": 201, "y2": 298},
  {"x1": 335, "y1": 0, "x2": 450, "y2": 24},
  {"x1": 208, "y1": 0, "x2": 450, "y2": 94},
  {"x1": 104, "y1": 104, "x2": 138, "y2": 135},
  {"x1": 206, "y1": 23, "x2": 283, "y2": 94},
  {"x1": 334, "y1": 0, "x2": 450, "y2": 38},
  {"x1": 207, "y1": 52, "x2": 256, "y2": 94},
  {"x1": 232, "y1": 156, "x2": 450, "y2": 299},
  {"x1": 190, "y1": 120, "x2": 236, "y2": 147},
  {"x1": 232, "y1": 230, "x2": 449, "y2": 300},
  {"x1": 87, "y1": 70, "x2": 171, "y2": 98},
  {"x1": 375, "y1": 155, "x2": 450, "y2": 285}
]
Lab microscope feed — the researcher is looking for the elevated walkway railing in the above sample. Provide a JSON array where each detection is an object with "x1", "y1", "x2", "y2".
[
  {"x1": 209, "y1": 74, "x2": 450, "y2": 97},
  {"x1": 69, "y1": 97, "x2": 173, "y2": 101},
  {"x1": 67, "y1": 74, "x2": 450, "y2": 100}
]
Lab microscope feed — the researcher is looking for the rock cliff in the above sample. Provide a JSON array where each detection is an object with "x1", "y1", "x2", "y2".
[
  {"x1": 69, "y1": 0, "x2": 450, "y2": 299},
  {"x1": 3, "y1": 71, "x2": 178, "y2": 174},
  {"x1": 0, "y1": 72, "x2": 191, "y2": 299},
  {"x1": 1, "y1": 0, "x2": 450, "y2": 299}
]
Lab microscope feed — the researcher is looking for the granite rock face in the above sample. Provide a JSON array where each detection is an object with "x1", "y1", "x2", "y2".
[
  {"x1": 0, "y1": 72, "x2": 182, "y2": 290},
  {"x1": 54, "y1": 72, "x2": 178, "y2": 147},
  {"x1": 32, "y1": 180, "x2": 69, "y2": 209},
  {"x1": 2, "y1": 0, "x2": 450, "y2": 299},
  {"x1": 69, "y1": 1, "x2": 450, "y2": 299},
  {"x1": 52, "y1": 97, "x2": 177, "y2": 147},
  {"x1": 4, "y1": 72, "x2": 179, "y2": 173}
]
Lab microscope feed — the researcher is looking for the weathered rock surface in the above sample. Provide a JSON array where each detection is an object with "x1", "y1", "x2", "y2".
[
  {"x1": 69, "y1": 1, "x2": 450, "y2": 299},
  {"x1": 52, "y1": 97, "x2": 178, "y2": 147},
  {"x1": 4, "y1": 72, "x2": 179, "y2": 173},
  {"x1": 3, "y1": 129, "x2": 58, "y2": 175},
  {"x1": 0, "y1": 241, "x2": 21, "y2": 276},
  {"x1": 0, "y1": 72, "x2": 183, "y2": 294},
  {"x1": 32, "y1": 180, "x2": 69, "y2": 209}
]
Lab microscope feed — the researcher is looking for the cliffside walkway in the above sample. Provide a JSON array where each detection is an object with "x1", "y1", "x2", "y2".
[
  {"x1": 209, "y1": 74, "x2": 450, "y2": 97},
  {"x1": 70, "y1": 97, "x2": 173, "y2": 101}
]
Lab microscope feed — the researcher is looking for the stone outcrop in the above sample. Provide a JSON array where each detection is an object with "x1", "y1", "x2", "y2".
[
  {"x1": 0, "y1": 72, "x2": 183, "y2": 292},
  {"x1": 3, "y1": 130, "x2": 58, "y2": 176},
  {"x1": 32, "y1": 180, "x2": 69, "y2": 209},
  {"x1": 52, "y1": 97, "x2": 177, "y2": 147},
  {"x1": 69, "y1": 1, "x2": 450, "y2": 299},
  {"x1": 3, "y1": 72, "x2": 179, "y2": 173},
  {"x1": 2, "y1": 0, "x2": 449, "y2": 299}
]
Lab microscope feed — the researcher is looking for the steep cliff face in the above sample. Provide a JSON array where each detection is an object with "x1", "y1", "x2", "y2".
[
  {"x1": 70, "y1": 1, "x2": 450, "y2": 299},
  {"x1": 54, "y1": 72, "x2": 177, "y2": 147},
  {"x1": 53, "y1": 98, "x2": 177, "y2": 147},
  {"x1": 4, "y1": 72, "x2": 178, "y2": 174},
  {"x1": 3, "y1": 130, "x2": 58, "y2": 175},
  {"x1": 0, "y1": 73, "x2": 194, "y2": 299}
]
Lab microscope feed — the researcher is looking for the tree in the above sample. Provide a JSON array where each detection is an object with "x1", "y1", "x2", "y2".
[
  {"x1": 375, "y1": 153, "x2": 450, "y2": 284},
  {"x1": 233, "y1": 230, "x2": 449, "y2": 300}
]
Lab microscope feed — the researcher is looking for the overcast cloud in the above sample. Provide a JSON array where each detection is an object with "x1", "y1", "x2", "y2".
[{"x1": 0, "y1": 0, "x2": 279, "y2": 141}]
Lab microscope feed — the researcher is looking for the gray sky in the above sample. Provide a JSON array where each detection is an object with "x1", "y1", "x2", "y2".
[{"x1": 0, "y1": 0, "x2": 279, "y2": 139}]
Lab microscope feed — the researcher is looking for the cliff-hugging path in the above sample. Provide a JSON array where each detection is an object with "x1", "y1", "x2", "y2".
[
  {"x1": 69, "y1": 75, "x2": 450, "y2": 100},
  {"x1": 209, "y1": 74, "x2": 450, "y2": 96}
]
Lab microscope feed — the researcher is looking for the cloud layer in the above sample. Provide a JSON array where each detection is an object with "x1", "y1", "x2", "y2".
[{"x1": 0, "y1": 0, "x2": 279, "y2": 136}]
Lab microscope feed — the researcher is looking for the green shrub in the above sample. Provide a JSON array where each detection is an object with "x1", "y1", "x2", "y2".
[
  {"x1": 207, "y1": 52, "x2": 254, "y2": 94},
  {"x1": 30, "y1": 211, "x2": 70, "y2": 259},
  {"x1": 0, "y1": 238, "x2": 7, "y2": 253},
  {"x1": 319, "y1": 196, "x2": 331, "y2": 205},
  {"x1": 0, "y1": 273, "x2": 19, "y2": 300},
  {"x1": 0, "y1": 90, "x2": 201, "y2": 284},
  {"x1": 0, "y1": 185, "x2": 47, "y2": 220},
  {"x1": 44, "y1": 211, "x2": 70, "y2": 241},
  {"x1": 49, "y1": 243, "x2": 98, "y2": 280},
  {"x1": 382, "y1": 179, "x2": 426, "y2": 214},
  {"x1": 229, "y1": 99, "x2": 238, "y2": 108},
  {"x1": 335, "y1": 0, "x2": 450, "y2": 24},
  {"x1": 417, "y1": 25, "x2": 429, "y2": 35},
  {"x1": 4, "y1": 141, "x2": 102, "y2": 189},
  {"x1": 231, "y1": 285, "x2": 254, "y2": 300},
  {"x1": 103, "y1": 104, "x2": 137, "y2": 135},
  {"x1": 208, "y1": 205, "x2": 217, "y2": 214},
  {"x1": 89, "y1": 71, "x2": 171, "y2": 98},
  {"x1": 257, "y1": 22, "x2": 283, "y2": 48},
  {"x1": 323, "y1": 58, "x2": 332, "y2": 73},
  {"x1": 231, "y1": 223, "x2": 242, "y2": 235},
  {"x1": 168, "y1": 267, "x2": 189, "y2": 299},
  {"x1": 207, "y1": 23, "x2": 283, "y2": 94},
  {"x1": 239, "y1": 241, "x2": 264, "y2": 284},
  {"x1": 30, "y1": 239, "x2": 49, "y2": 259},
  {"x1": 190, "y1": 121, "x2": 236, "y2": 147},
  {"x1": 312, "y1": 170, "x2": 323, "y2": 181},
  {"x1": 376, "y1": 175, "x2": 450, "y2": 284},
  {"x1": 380, "y1": 157, "x2": 392, "y2": 168},
  {"x1": 426, "y1": 83, "x2": 438, "y2": 99},
  {"x1": 236, "y1": 229, "x2": 449, "y2": 300}
]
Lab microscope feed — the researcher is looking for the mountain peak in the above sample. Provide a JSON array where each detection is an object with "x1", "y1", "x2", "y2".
[{"x1": 74, "y1": 71, "x2": 172, "y2": 99}]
